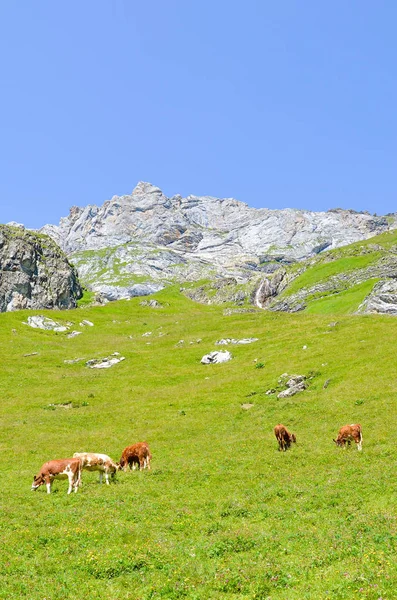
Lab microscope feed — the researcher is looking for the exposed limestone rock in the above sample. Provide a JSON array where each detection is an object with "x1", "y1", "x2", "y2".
[
  {"x1": 86, "y1": 353, "x2": 125, "y2": 369},
  {"x1": 24, "y1": 315, "x2": 69, "y2": 332},
  {"x1": 277, "y1": 374, "x2": 307, "y2": 398},
  {"x1": 0, "y1": 224, "x2": 82, "y2": 312},
  {"x1": 92, "y1": 282, "x2": 164, "y2": 301},
  {"x1": 215, "y1": 338, "x2": 258, "y2": 345},
  {"x1": 357, "y1": 279, "x2": 397, "y2": 314},
  {"x1": 201, "y1": 351, "x2": 232, "y2": 364},
  {"x1": 38, "y1": 182, "x2": 396, "y2": 300}
]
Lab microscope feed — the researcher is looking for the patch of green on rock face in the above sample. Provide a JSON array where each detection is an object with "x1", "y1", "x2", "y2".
[
  {"x1": 283, "y1": 253, "x2": 382, "y2": 298},
  {"x1": 304, "y1": 279, "x2": 379, "y2": 314},
  {"x1": 2, "y1": 288, "x2": 397, "y2": 598},
  {"x1": 77, "y1": 290, "x2": 96, "y2": 307},
  {"x1": 265, "y1": 228, "x2": 397, "y2": 315}
]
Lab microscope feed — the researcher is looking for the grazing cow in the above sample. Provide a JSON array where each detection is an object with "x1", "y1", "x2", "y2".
[
  {"x1": 31, "y1": 458, "x2": 81, "y2": 494},
  {"x1": 333, "y1": 424, "x2": 363, "y2": 451},
  {"x1": 119, "y1": 442, "x2": 152, "y2": 471},
  {"x1": 73, "y1": 452, "x2": 119, "y2": 485},
  {"x1": 274, "y1": 424, "x2": 296, "y2": 452}
]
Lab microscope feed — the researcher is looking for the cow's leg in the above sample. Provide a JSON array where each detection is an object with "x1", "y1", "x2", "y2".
[
  {"x1": 105, "y1": 471, "x2": 110, "y2": 485},
  {"x1": 46, "y1": 482, "x2": 51, "y2": 494},
  {"x1": 99, "y1": 472, "x2": 103, "y2": 484},
  {"x1": 67, "y1": 472, "x2": 73, "y2": 494}
]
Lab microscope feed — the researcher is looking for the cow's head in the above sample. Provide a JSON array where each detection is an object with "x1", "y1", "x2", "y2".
[
  {"x1": 291, "y1": 434, "x2": 297, "y2": 444},
  {"x1": 31, "y1": 473, "x2": 44, "y2": 491},
  {"x1": 119, "y1": 457, "x2": 125, "y2": 469},
  {"x1": 333, "y1": 438, "x2": 343, "y2": 447}
]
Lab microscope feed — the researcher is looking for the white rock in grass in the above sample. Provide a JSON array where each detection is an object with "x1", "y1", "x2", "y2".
[
  {"x1": 201, "y1": 351, "x2": 232, "y2": 364},
  {"x1": 24, "y1": 315, "x2": 69, "y2": 332},
  {"x1": 86, "y1": 354, "x2": 125, "y2": 369}
]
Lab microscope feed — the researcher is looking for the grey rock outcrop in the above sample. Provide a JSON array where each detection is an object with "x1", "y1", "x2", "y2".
[
  {"x1": 357, "y1": 279, "x2": 397, "y2": 315},
  {"x1": 38, "y1": 182, "x2": 396, "y2": 300},
  {"x1": 0, "y1": 225, "x2": 82, "y2": 312}
]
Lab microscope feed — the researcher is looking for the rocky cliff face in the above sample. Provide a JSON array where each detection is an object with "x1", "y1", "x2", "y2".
[
  {"x1": 0, "y1": 224, "x2": 82, "y2": 312},
  {"x1": 39, "y1": 182, "x2": 396, "y2": 301}
]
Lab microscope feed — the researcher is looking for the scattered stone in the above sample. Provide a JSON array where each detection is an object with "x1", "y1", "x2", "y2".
[
  {"x1": 216, "y1": 337, "x2": 259, "y2": 345},
  {"x1": 176, "y1": 340, "x2": 185, "y2": 346},
  {"x1": 201, "y1": 351, "x2": 232, "y2": 364},
  {"x1": 328, "y1": 321, "x2": 339, "y2": 327},
  {"x1": 189, "y1": 339, "x2": 202, "y2": 344},
  {"x1": 323, "y1": 379, "x2": 331, "y2": 389},
  {"x1": 142, "y1": 331, "x2": 152, "y2": 337},
  {"x1": 241, "y1": 403, "x2": 254, "y2": 410},
  {"x1": 86, "y1": 353, "x2": 125, "y2": 369},
  {"x1": 64, "y1": 358, "x2": 85, "y2": 364},
  {"x1": 277, "y1": 374, "x2": 307, "y2": 398},
  {"x1": 139, "y1": 299, "x2": 163, "y2": 308},
  {"x1": 24, "y1": 315, "x2": 69, "y2": 332},
  {"x1": 223, "y1": 308, "x2": 260, "y2": 316},
  {"x1": 302, "y1": 345, "x2": 307, "y2": 350},
  {"x1": 266, "y1": 389, "x2": 276, "y2": 395},
  {"x1": 23, "y1": 352, "x2": 38, "y2": 357},
  {"x1": 80, "y1": 320, "x2": 94, "y2": 327},
  {"x1": 67, "y1": 331, "x2": 82, "y2": 338},
  {"x1": 47, "y1": 402, "x2": 73, "y2": 409}
]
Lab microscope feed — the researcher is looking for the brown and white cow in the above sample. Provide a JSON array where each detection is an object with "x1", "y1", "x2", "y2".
[
  {"x1": 333, "y1": 424, "x2": 363, "y2": 451},
  {"x1": 274, "y1": 424, "x2": 296, "y2": 452},
  {"x1": 31, "y1": 458, "x2": 81, "y2": 494},
  {"x1": 73, "y1": 452, "x2": 120, "y2": 485},
  {"x1": 119, "y1": 442, "x2": 152, "y2": 471}
]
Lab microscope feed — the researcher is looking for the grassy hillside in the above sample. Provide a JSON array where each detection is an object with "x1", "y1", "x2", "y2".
[
  {"x1": 268, "y1": 229, "x2": 397, "y2": 314},
  {"x1": 1, "y1": 289, "x2": 397, "y2": 599}
]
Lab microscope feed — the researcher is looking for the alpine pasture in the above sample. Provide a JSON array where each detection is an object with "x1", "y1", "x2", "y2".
[{"x1": 1, "y1": 287, "x2": 397, "y2": 599}]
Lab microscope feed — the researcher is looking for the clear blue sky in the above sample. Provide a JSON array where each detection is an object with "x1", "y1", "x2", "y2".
[{"x1": 1, "y1": 1, "x2": 396, "y2": 228}]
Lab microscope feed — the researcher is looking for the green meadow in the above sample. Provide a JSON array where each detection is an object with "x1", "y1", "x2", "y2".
[{"x1": 1, "y1": 288, "x2": 397, "y2": 599}]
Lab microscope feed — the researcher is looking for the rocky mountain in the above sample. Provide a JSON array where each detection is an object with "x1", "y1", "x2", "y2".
[
  {"x1": 40, "y1": 182, "x2": 396, "y2": 302},
  {"x1": 0, "y1": 224, "x2": 82, "y2": 312}
]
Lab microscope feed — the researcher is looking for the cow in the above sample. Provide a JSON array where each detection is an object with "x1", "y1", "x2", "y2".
[
  {"x1": 333, "y1": 424, "x2": 363, "y2": 451},
  {"x1": 119, "y1": 442, "x2": 152, "y2": 471},
  {"x1": 31, "y1": 458, "x2": 81, "y2": 494},
  {"x1": 274, "y1": 424, "x2": 296, "y2": 452},
  {"x1": 73, "y1": 452, "x2": 120, "y2": 485}
]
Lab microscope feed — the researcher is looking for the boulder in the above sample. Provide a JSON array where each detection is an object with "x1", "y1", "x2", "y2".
[
  {"x1": 24, "y1": 315, "x2": 69, "y2": 332},
  {"x1": 0, "y1": 224, "x2": 82, "y2": 312},
  {"x1": 201, "y1": 351, "x2": 232, "y2": 364}
]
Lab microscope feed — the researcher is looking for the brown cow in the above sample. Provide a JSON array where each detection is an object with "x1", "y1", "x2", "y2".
[
  {"x1": 333, "y1": 424, "x2": 363, "y2": 451},
  {"x1": 31, "y1": 458, "x2": 81, "y2": 494},
  {"x1": 119, "y1": 442, "x2": 152, "y2": 471},
  {"x1": 274, "y1": 424, "x2": 296, "y2": 451},
  {"x1": 73, "y1": 452, "x2": 120, "y2": 485}
]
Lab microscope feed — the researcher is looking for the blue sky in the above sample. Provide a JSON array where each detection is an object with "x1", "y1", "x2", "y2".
[{"x1": 0, "y1": 1, "x2": 396, "y2": 228}]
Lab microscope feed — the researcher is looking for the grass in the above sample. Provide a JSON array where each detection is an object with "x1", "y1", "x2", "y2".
[
  {"x1": 2, "y1": 287, "x2": 397, "y2": 598},
  {"x1": 283, "y1": 254, "x2": 381, "y2": 298},
  {"x1": 304, "y1": 279, "x2": 379, "y2": 315}
]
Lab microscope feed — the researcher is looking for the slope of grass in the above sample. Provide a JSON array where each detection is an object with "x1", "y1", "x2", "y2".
[
  {"x1": 270, "y1": 229, "x2": 397, "y2": 314},
  {"x1": 1, "y1": 289, "x2": 397, "y2": 599},
  {"x1": 283, "y1": 253, "x2": 381, "y2": 297},
  {"x1": 304, "y1": 279, "x2": 379, "y2": 315}
]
